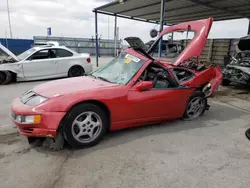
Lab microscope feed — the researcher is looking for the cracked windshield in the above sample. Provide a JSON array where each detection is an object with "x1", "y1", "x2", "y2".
[{"x1": 91, "y1": 52, "x2": 145, "y2": 84}]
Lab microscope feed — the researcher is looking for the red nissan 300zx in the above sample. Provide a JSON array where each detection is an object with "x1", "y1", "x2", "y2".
[{"x1": 11, "y1": 18, "x2": 222, "y2": 148}]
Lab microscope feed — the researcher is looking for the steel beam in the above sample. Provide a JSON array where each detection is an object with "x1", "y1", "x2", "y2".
[
  {"x1": 95, "y1": 11, "x2": 99, "y2": 67},
  {"x1": 187, "y1": 0, "x2": 249, "y2": 19},
  {"x1": 248, "y1": 19, "x2": 250, "y2": 35},
  {"x1": 116, "y1": 0, "x2": 177, "y2": 15},
  {"x1": 134, "y1": 0, "x2": 224, "y2": 18},
  {"x1": 158, "y1": 0, "x2": 166, "y2": 57},
  {"x1": 93, "y1": 10, "x2": 161, "y2": 25}
]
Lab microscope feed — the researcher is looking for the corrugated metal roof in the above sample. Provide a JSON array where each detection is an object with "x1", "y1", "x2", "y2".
[{"x1": 94, "y1": 0, "x2": 250, "y2": 25}]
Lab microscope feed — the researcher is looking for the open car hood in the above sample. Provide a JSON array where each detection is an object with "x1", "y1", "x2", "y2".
[
  {"x1": 125, "y1": 18, "x2": 213, "y2": 67},
  {"x1": 124, "y1": 37, "x2": 148, "y2": 52},
  {"x1": 156, "y1": 18, "x2": 213, "y2": 66},
  {"x1": 0, "y1": 43, "x2": 19, "y2": 62}
]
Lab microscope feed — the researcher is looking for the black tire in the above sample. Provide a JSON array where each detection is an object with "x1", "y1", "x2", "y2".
[
  {"x1": 68, "y1": 66, "x2": 85, "y2": 77},
  {"x1": 221, "y1": 79, "x2": 230, "y2": 86},
  {"x1": 245, "y1": 128, "x2": 250, "y2": 140},
  {"x1": 0, "y1": 71, "x2": 12, "y2": 85},
  {"x1": 183, "y1": 91, "x2": 207, "y2": 120},
  {"x1": 62, "y1": 103, "x2": 108, "y2": 147}
]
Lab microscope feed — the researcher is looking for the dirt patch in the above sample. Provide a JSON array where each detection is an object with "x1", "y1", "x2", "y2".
[
  {"x1": 0, "y1": 152, "x2": 5, "y2": 159},
  {"x1": 216, "y1": 86, "x2": 250, "y2": 101},
  {"x1": 0, "y1": 133, "x2": 20, "y2": 145}
]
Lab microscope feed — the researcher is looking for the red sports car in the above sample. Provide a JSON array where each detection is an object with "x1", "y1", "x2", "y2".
[{"x1": 11, "y1": 18, "x2": 222, "y2": 148}]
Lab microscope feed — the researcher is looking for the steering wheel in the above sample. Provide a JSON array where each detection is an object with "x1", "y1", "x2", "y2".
[{"x1": 153, "y1": 76, "x2": 158, "y2": 87}]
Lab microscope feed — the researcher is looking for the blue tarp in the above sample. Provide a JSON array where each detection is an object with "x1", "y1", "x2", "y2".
[{"x1": 0, "y1": 38, "x2": 34, "y2": 55}]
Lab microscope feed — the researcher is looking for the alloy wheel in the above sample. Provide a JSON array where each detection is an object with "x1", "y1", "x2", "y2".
[
  {"x1": 71, "y1": 111, "x2": 102, "y2": 144},
  {"x1": 186, "y1": 97, "x2": 205, "y2": 119}
]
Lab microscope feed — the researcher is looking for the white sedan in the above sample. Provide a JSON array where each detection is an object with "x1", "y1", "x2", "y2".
[{"x1": 0, "y1": 44, "x2": 92, "y2": 85}]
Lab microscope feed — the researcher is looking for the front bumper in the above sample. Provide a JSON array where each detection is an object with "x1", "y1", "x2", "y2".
[{"x1": 11, "y1": 98, "x2": 66, "y2": 137}]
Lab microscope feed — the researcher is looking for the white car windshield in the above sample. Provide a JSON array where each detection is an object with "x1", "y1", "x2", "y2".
[
  {"x1": 17, "y1": 48, "x2": 37, "y2": 60},
  {"x1": 91, "y1": 52, "x2": 146, "y2": 85}
]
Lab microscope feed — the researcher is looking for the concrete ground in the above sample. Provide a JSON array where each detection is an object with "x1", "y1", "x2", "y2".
[
  {"x1": 0, "y1": 100, "x2": 250, "y2": 188},
  {"x1": 1, "y1": 57, "x2": 250, "y2": 188}
]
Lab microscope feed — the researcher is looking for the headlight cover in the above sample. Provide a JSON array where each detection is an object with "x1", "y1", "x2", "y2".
[
  {"x1": 25, "y1": 95, "x2": 48, "y2": 106},
  {"x1": 21, "y1": 91, "x2": 48, "y2": 106}
]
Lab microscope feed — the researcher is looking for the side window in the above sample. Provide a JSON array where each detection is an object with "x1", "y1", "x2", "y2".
[
  {"x1": 56, "y1": 49, "x2": 73, "y2": 58},
  {"x1": 30, "y1": 50, "x2": 49, "y2": 60},
  {"x1": 30, "y1": 49, "x2": 56, "y2": 60}
]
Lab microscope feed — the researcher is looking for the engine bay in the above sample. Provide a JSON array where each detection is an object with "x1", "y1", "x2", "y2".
[{"x1": 230, "y1": 52, "x2": 250, "y2": 67}]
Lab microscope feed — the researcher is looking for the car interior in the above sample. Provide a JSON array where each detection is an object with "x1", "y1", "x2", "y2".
[
  {"x1": 138, "y1": 61, "x2": 209, "y2": 88},
  {"x1": 138, "y1": 63, "x2": 179, "y2": 88}
]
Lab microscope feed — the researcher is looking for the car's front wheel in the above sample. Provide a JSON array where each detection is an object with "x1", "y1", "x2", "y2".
[
  {"x1": 0, "y1": 71, "x2": 12, "y2": 85},
  {"x1": 183, "y1": 91, "x2": 207, "y2": 120},
  {"x1": 63, "y1": 103, "x2": 108, "y2": 147}
]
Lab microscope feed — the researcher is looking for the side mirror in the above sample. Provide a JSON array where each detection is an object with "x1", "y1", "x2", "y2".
[
  {"x1": 134, "y1": 81, "x2": 153, "y2": 91},
  {"x1": 150, "y1": 29, "x2": 158, "y2": 38}
]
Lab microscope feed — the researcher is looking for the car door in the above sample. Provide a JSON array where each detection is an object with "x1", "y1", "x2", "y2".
[
  {"x1": 55, "y1": 49, "x2": 74, "y2": 76},
  {"x1": 127, "y1": 86, "x2": 193, "y2": 122},
  {"x1": 22, "y1": 49, "x2": 58, "y2": 80}
]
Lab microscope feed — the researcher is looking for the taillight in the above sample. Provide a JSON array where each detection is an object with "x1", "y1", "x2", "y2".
[{"x1": 86, "y1": 58, "x2": 91, "y2": 63}]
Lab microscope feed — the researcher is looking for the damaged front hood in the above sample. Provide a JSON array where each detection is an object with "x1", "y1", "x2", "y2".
[
  {"x1": 0, "y1": 43, "x2": 19, "y2": 62},
  {"x1": 33, "y1": 76, "x2": 118, "y2": 98},
  {"x1": 124, "y1": 37, "x2": 148, "y2": 52}
]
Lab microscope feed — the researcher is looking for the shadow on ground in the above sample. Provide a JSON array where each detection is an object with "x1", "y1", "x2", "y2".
[{"x1": 18, "y1": 102, "x2": 246, "y2": 158}]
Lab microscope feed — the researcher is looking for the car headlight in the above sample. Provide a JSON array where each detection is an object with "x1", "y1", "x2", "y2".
[
  {"x1": 12, "y1": 114, "x2": 41, "y2": 124},
  {"x1": 25, "y1": 95, "x2": 48, "y2": 106},
  {"x1": 24, "y1": 115, "x2": 41, "y2": 124}
]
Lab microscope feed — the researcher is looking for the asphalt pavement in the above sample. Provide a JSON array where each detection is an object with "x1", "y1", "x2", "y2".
[{"x1": 0, "y1": 100, "x2": 250, "y2": 188}]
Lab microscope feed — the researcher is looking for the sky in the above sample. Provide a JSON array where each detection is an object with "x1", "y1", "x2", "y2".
[{"x1": 0, "y1": 0, "x2": 249, "y2": 43}]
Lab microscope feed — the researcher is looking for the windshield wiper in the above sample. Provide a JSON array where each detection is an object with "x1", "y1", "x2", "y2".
[
  {"x1": 96, "y1": 76, "x2": 112, "y2": 83},
  {"x1": 88, "y1": 74, "x2": 97, "y2": 79}
]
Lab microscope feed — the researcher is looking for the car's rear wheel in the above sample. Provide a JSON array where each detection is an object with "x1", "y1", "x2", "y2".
[
  {"x1": 183, "y1": 91, "x2": 207, "y2": 120},
  {"x1": 68, "y1": 66, "x2": 85, "y2": 77},
  {"x1": 0, "y1": 71, "x2": 12, "y2": 85},
  {"x1": 63, "y1": 103, "x2": 108, "y2": 147}
]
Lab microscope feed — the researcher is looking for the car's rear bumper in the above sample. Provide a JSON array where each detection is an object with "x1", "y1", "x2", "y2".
[{"x1": 11, "y1": 98, "x2": 66, "y2": 138}]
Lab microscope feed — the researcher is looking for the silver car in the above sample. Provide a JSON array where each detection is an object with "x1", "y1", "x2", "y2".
[{"x1": 0, "y1": 44, "x2": 92, "y2": 85}]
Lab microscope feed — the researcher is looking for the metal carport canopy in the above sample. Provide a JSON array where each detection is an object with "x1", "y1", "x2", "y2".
[
  {"x1": 93, "y1": 0, "x2": 250, "y2": 25},
  {"x1": 93, "y1": 0, "x2": 250, "y2": 67}
]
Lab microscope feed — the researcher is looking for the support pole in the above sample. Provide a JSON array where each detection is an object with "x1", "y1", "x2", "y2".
[
  {"x1": 158, "y1": 0, "x2": 166, "y2": 57},
  {"x1": 114, "y1": 16, "x2": 117, "y2": 57},
  {"x1": 95, "y1": 11, "x2": 99, "y2": 67},
  {"x1": 248, "y1": 19, "x2": 250, "y2": 35},
  {"x1": 7, "y1": 0, "x2": 13, "y2": 38}
]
